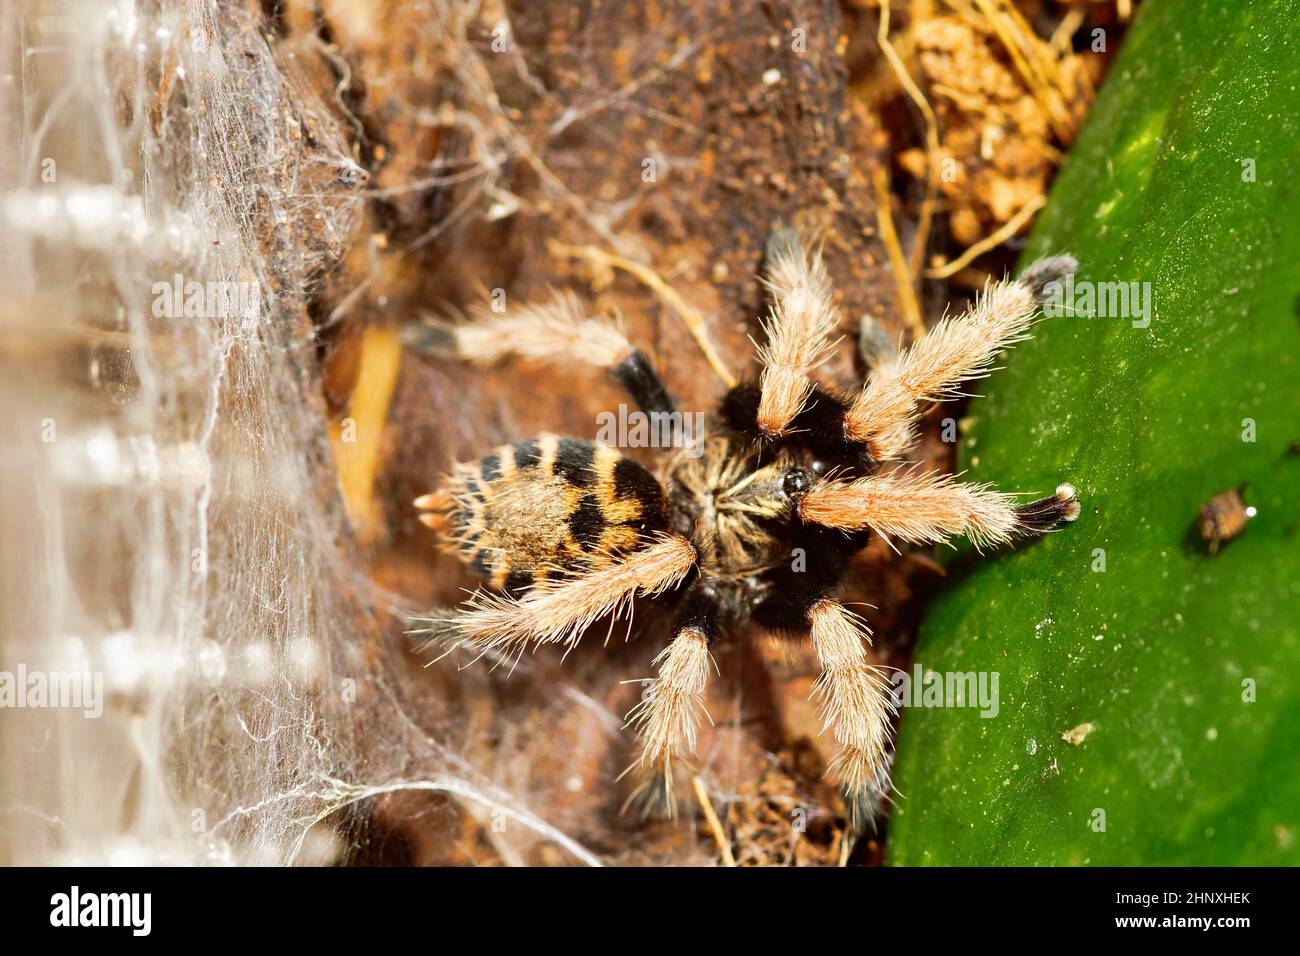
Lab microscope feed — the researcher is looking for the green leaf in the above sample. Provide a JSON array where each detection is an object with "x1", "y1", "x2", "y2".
[{"x1": 887, "y1": 0, "x2": 1300, "y2": 865}]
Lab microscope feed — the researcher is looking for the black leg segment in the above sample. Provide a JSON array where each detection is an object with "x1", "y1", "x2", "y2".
[{"x1": 611, "y1": 348, "x2": 676, "y2": 416}]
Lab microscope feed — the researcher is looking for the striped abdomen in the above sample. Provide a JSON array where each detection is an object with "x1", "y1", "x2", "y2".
[{"x1": 429, "y1": 434, "x2": 668, "y2": 592}]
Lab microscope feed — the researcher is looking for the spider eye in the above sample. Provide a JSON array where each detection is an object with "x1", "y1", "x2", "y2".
[{"x1": 782, "y1": 468, "x2": 811, "y2": 498}]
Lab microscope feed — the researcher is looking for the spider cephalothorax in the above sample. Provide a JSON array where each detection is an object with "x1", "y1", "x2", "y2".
[{"x1": 411, "y1": 231, "x2": 1079, "y2": 829}]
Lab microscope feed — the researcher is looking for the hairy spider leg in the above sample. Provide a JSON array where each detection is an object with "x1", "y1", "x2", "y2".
[
  {"x1": 752, "y1": 224, "x2": 842, "y2": 437},
  {"x1": 422, "y1": 534, "x2": 698, "y2": 664},
  {"x1": 844, "y1": 256, "x2": 1078, "y2": 462},
  {"x1": 799, "y1": 470, "x2": 1080, "y2": 550},
  {"x1": 806, "y1": 599, "x2": 896, "y2": 834},
  {"x1": 624, "y1": 584, "x2": 721, "y2": 819},
  {"x1": 745, "y1": 590, "x2": 897, "y2": 835},
  {"x1": 407, "y1": 287, "x2": 677, "y2": 415}
]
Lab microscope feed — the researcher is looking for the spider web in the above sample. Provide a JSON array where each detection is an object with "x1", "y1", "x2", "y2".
[{"x1": 0, "y1": 0, "x2": 612, "y2": 867}]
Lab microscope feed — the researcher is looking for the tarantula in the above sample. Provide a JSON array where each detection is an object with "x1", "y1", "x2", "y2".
[{"x1": 410, "y1": 230, "x2": 1079, "y2": 829}]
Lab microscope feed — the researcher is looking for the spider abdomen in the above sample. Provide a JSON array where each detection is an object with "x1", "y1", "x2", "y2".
[{"x1": 422, "y1": 433, "x2": 669, "y2": 592}]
